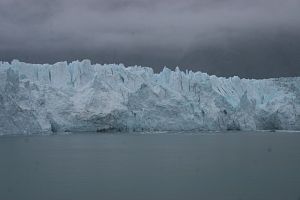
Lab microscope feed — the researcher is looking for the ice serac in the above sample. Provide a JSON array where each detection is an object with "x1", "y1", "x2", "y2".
[{"x1": 0, "y1": 60, "x2": 300, "y2": 135}]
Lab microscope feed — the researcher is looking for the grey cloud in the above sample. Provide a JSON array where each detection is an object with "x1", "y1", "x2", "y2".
[
  {"x1": 0, "y1": 0, "x2": 300, "y2": 78},
  {"x1": 0, "y1": 0, "x2": 60, "y2": 24}
]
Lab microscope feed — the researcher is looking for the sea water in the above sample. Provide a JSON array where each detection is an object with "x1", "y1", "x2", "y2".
[{"x1": 1, "y1": 131, "x2": 300, "y2": 200}]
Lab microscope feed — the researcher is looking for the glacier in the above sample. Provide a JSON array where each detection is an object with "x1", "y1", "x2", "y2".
[{"x1": 0, "y1": 59, "x2": 300, "y2": 135}]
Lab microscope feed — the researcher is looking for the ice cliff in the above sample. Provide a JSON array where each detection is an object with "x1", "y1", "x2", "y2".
[{"x1": 0, "y1": 60, "x2": 300, "y2": 135}]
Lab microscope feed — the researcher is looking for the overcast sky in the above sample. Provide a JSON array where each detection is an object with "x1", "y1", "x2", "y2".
[{"x1": 0, "y1": 0, "x2": 299, "y2": 78}]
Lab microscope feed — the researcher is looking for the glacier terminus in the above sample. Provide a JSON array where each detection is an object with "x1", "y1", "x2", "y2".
[{"x1": 0, "y1": 60, "x2": 300, "y2": 135}]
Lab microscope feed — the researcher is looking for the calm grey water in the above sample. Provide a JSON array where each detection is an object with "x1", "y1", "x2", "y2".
[{"x1": 1, "y1": 131, "x2": 300, "y2": 200}]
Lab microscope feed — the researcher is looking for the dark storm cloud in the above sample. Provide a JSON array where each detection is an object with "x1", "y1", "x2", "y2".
[{"x1": 0, "y1": 0, "x2": 300, "y2": 78}]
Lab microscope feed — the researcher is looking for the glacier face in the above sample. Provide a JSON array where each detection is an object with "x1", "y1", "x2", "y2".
[{"x1": 0, "y1": 60, "x2": 300, "y2": 135}]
